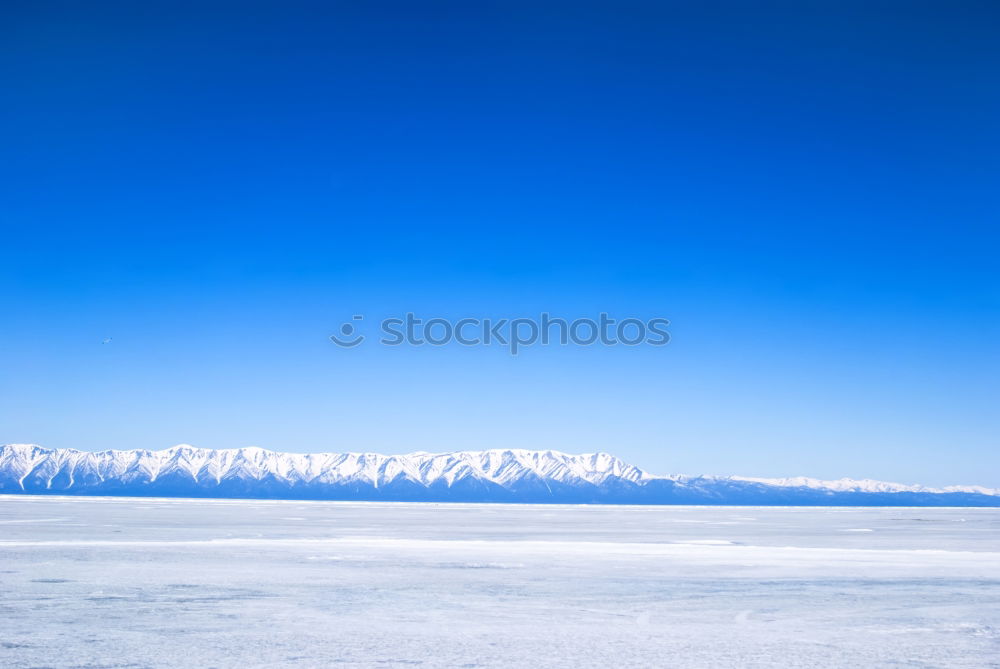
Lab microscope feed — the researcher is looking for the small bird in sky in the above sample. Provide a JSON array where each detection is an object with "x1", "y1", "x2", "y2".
[{"x1": 102, "y1": 338, "x2": 113, "y2": 345}]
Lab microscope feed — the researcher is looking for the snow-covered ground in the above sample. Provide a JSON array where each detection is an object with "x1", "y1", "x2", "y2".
[{"x1": 0, "y1": 497, "x2": 998, "y2": 668}]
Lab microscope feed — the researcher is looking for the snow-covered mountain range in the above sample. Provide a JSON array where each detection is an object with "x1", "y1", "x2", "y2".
[{"x1": 1, "y1": 444, "x2": 997, "y2": 506}]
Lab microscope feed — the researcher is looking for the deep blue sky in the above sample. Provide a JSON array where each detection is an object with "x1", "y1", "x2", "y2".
[{"x1": 2, "y1": 2, "x2": 998, "y2": 485}]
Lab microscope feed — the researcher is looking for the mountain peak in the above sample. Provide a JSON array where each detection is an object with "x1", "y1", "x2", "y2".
[{"x1": 0, "y1": 444, "x2": 996, "y2": 505}]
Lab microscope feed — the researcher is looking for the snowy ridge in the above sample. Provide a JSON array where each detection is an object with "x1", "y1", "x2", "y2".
[
  {"x1": 0, "y1": 444, "x2": 648, "y2": 489},
  {"x1": 729, "y1": 475, "x2": 998, "y2": 496},
  {"x1": 1, "y1": 444, "x2": 997, "y2": 505}
]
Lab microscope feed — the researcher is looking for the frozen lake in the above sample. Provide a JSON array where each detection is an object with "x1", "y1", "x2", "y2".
[{"x1": 0, "y1": 497, "x2": 998, "y2": 668}]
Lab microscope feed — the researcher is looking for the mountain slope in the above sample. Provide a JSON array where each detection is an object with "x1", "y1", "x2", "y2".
[{"x1": 1, "y1": 444, "x2": 997, "y2": 506}]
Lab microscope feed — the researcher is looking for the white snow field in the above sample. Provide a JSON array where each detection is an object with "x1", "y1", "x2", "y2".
[{"x1": 0, "y1": 497, "x2": 998, "y2": 668}]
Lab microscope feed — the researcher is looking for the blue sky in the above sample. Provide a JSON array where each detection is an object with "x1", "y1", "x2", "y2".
[{"x1": 2, "y1": 2, "x2": 998, "y2": 485}]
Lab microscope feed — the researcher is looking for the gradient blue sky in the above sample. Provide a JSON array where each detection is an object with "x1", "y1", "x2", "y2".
[{"x1": 2, "y1": 2, "x2": 998, "y2": 485}]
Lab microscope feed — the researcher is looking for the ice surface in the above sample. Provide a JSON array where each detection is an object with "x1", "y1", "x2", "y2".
[{"x1": 0, "y1": 496, "x2": 998, "y2": 668}]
